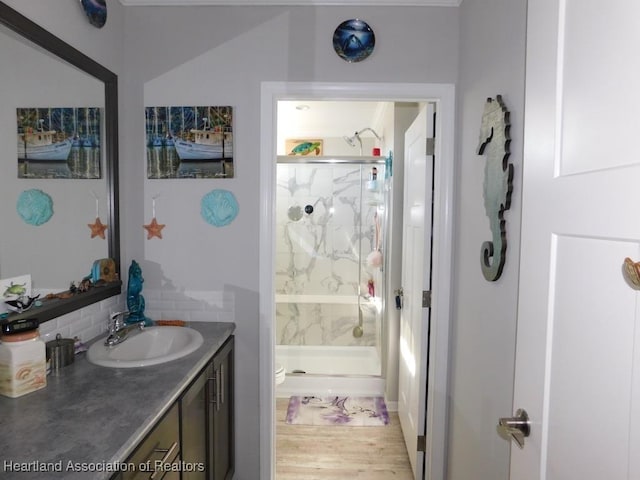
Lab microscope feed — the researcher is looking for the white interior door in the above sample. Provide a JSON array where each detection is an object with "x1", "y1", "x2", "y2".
[
  {"x1": 398, "y1": 103, "x2": 434, "y2": 479},
  {"x1": 510, "y1": 1, "x2": 640, "y2": 478}
]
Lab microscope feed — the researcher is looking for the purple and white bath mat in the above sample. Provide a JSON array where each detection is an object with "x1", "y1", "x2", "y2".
[{"x1": 285, "y1": 396, "x2": 390, "y2": 426}]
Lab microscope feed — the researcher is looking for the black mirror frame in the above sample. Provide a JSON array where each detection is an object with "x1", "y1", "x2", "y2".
[{"x1": 0, "y1": 2, "x2": 121, "y2": 324}]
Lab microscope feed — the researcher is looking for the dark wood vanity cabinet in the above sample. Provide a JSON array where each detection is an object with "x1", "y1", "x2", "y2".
[
  {"x1": 209, "y1": 335, "x2": 234, "y2": 480},
  {"x1": 111, "y1": 335, "x2": 234, "y2": 480},
  {"x1": 119, "y1": 403, "x2": 181, "y2": 480},
  {"x1": 182, "y1": 335, "x2": 235, "y2": 480},
  {"x1": 180, "y1": 363, "x2": 209, "y2": 479}
]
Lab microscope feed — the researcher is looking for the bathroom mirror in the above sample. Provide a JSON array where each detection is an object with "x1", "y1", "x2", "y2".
[{"x1": 0, "y1": 2, "x2": 120, "y2": 324}]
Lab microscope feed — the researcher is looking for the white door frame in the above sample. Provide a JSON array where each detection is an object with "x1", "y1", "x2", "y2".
[{"x1": 259, "y1": 81, "x2": 455, "y2": 480}]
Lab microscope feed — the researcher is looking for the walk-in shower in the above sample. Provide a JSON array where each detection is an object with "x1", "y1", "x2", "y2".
[{"x1": 275, "y1": 155, "x2": 390, "y2": 396}]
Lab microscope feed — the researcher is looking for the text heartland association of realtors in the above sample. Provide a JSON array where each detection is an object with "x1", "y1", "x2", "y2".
[{"x1": 2, "y1": 460, "x2": 205, "y2": 473}]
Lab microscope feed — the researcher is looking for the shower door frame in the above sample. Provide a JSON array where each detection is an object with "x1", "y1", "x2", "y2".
[
  {"x1": 259, "y1": 81, "x2": 455, "y2": 480},
  {"x1": 275, "y1": 155, "x2": 388, "y2": 378}
]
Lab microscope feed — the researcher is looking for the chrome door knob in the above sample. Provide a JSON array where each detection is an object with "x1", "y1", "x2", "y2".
[{"x1": 498, "y1": 408, "x2": 530, "y2": 448}]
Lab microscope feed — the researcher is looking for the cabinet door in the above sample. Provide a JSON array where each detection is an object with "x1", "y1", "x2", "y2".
[
  {"x1": 123, "y1": 403, "x2": 180, "y2": 480},
  {"x1": 181, "y1": 364, "x2": 211, "y2": 479},
  {"x1": 209, "y1": 336, "x2": 234, "y2": 480}
]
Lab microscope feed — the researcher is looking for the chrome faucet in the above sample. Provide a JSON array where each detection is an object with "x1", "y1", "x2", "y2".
[{"x1": 104, "y1": 310, "x2": 146, "y2": 347}]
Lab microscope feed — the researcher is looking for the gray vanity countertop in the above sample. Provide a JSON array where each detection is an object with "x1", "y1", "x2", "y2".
[{"x1": 0, "y1": 321, "x2": 235, "y2": 480}]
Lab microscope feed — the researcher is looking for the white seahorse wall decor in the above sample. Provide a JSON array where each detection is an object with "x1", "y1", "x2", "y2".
[{"x1": 477, "y1": 95, "x2": 514, "y2": 281}]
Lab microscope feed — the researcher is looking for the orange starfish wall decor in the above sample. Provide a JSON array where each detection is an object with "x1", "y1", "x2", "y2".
[
  {"x1": 144, "y1": 217, "x2": 165, "y2": 239},
  {"x1": 88, "y1": 217, "x2": 108, "y2": 239}
]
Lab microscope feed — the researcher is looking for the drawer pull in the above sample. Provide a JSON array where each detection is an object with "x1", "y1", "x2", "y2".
[
  {"x1": 209, "y1": 374, "x2": 217, "y2": 407},
  {"x1": 149, "y1": 441, "x2": 178, "y2": 480},
  {"x1": 216, "y1": 367, "x2": 221, "y2": 411},
  {"x1": 220, "y1": 364, "x2": 224, "y2": 407}
]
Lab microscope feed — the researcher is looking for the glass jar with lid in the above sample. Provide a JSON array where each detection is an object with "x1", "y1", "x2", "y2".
[{"x1": 0, "y1": 327, "x2": 47, "y2": 398}]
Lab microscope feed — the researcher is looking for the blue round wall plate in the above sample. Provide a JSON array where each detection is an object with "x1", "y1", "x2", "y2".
[
  {"x1": 17, "y1": 189, "x2": 53, "y2": 226},
  {"x1": 80, "y1": 0, "x2": 107, "y2": 29},
  {"x1": 332, "y1": 19, "x2": 375, "y2": 63},
  {"x1": 201, "y1": 189, "x2": 239, "y2": 227}
]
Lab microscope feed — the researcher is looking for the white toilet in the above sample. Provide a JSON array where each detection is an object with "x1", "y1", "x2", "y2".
[{"x1": 275, "y1": 363, "x2": 286, "y2": 386}]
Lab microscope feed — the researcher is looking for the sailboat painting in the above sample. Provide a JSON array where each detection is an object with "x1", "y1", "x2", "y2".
[
  {"x1": 145, "y1": 105, "x2": 234, "y2": 179},
  {"x1": 16, "y1": 107, "x2": 102, "y2": 179}
]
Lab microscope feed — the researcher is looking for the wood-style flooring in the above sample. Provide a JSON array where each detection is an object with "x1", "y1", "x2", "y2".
[{"x1": 275, "y1": 397, "x2": 414, "y2": 480}]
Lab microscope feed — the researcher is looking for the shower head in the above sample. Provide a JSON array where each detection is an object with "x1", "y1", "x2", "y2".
[
  {"x1": 343, "y1": 133, "x2": 360, "y2": 148},
  {"x1": 344, "y1": 128, "x2": 382, "y2": 155}
]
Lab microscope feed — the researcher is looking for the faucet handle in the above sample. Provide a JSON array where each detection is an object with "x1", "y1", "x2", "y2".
[
  {"x1": 108, "y1": 310, "x2": 129, "y2": 332},
  {"x1": 110, "y1": 310, "x2": 129, "y2": 320}
]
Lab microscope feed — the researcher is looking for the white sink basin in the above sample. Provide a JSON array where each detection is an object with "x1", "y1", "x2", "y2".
[{"x1": 87, "y1": 326, "x2": 204, "y2": 368}]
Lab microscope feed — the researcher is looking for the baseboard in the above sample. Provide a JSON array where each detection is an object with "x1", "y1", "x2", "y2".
[{"x1": 384, "y1": 399, "x2": 398, "y2": 412}]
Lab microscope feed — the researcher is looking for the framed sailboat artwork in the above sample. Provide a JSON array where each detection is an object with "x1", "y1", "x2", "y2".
[
  {"x1": 145, "y1": 105, "x2": 234, "y2": 179},
  {"x1": 16, "y1": 107, "x2": 102, "y2": 179}
]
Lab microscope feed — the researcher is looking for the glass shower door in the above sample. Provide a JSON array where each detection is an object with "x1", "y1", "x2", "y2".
[{"x1": 275, "y1": 158, "x2": 388, "y2": 377}]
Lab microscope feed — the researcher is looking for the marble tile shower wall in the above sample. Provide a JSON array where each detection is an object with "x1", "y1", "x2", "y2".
[
  {"x1": 275, "y1": 163, "x2": 383, "y2": 347},
  {"x1": 276, "y1": 301, "x2": 379, "y2": 347}
]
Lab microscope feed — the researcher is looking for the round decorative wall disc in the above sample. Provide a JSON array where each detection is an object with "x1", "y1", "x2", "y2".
[
  {"x1": 201, "y1": 189, "x2": 239, "y2": 227},
  {"x1": 17, "y1": 189, "x2": 53, "y2": 226},
  {"x1": 80, "y1": 0, "x2": 107, "y2": 29},
  {"x1": 332, "y1": 19, "x2": 375, "y2": 63}
]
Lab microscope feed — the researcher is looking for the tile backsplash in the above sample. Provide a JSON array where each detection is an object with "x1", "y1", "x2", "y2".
[
  {"x1": 38, "y1": 293, "x2": 124, "y2": 344},
  {"x1": 144, "y1": 288, "x2": 235, "y2": 324},
  {"x1": 37, "y1": 288, "x2": 233, "y2": 344}
]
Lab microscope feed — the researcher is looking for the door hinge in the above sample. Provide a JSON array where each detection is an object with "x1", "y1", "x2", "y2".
[
  {"x1": 422, "y1": 290, "x2": 431, "y2": 308},
  {"x1": 417, "y1": 435, "x2": 427, "y2": 452},
  {"x1": 426, "y1": 137, "x2": 435, "y2": 156}
]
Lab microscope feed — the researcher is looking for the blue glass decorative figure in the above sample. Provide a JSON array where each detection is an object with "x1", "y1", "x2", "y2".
[{"x1": 126, "y1": 260, "x2": 152, "y2": 325}]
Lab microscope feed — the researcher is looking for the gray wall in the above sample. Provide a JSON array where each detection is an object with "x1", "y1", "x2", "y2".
[
  {"x1": 3, "y1": 1, "x2": 533, "y2": 478},
  {"x1": 121, "y1": 6, "x2": 458, "y2": 479},
  {"x1": 447, "y1": 0, "x2": 527, "y2": 478},
  {"x1": 2, "y1": 0, "x2": 123, "y2": 75}
]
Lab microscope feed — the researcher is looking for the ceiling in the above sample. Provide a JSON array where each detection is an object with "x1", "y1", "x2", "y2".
[
  {"x1": 119, "y1": 0, "x2": 461, "y2": 6},
  {"x1": 277, "y1": 100, "x2": 389, "y2": 139}
]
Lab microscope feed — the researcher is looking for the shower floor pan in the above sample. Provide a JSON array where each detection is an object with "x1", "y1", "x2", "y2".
[{"x1": 275, "y1": 345, "x2": 384, "y2": 397}]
